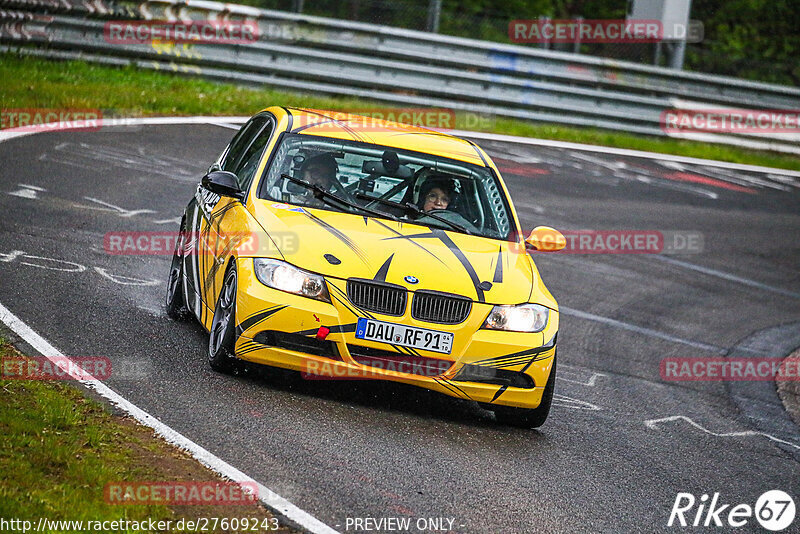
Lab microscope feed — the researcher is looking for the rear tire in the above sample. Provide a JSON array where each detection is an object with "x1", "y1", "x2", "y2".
[
  {"x1": 493, "y1": 356, "x2": 556, "y2": 429},
  {"x1": 208, "y1": 263, "x2": 240, "y2": 374},
  {"x1": 166, "y1": 223, "x2": 190, "y2": 320}
]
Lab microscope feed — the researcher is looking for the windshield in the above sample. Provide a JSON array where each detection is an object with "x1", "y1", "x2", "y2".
[{"x1": 258, "y1": 133, "x2": 515, "y2": 240}]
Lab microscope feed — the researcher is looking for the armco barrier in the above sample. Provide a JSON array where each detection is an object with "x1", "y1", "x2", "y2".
[{"x1": 1, "y1": 0, "x2": 799, "y2": 153}]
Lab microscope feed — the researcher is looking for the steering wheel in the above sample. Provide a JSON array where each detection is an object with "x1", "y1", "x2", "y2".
[
  {"x1": 329, "y1": 178, "x2": 359, "y2": 204},
  {"x1": 420, "y1": 209, "x2": 477, "y2": 231},
  {"x1": 424, "y1": 209, "x2": 451, "y2": 216}
]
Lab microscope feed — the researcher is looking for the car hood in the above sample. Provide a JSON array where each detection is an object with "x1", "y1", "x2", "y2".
[{"x1": 249, "y1": 201, "x2": 551, "y2": 306}]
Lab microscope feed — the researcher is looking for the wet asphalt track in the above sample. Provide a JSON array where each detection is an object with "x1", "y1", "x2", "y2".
[{"x1": 1, "y1": 123, "x2": 799, "y2": 533}]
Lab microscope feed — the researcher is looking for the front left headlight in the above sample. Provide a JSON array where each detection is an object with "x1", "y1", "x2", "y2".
[
  {"x1": 483, "y1": 303, "x2": 549, "y2": 332},
  {"x1": 253, "y1": 258, "x2": 330, "y2": 302}
]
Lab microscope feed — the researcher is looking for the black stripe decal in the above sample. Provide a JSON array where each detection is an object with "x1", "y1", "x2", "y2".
[
  {"x1": 374, "y1": 254, "x2": 394, "y2": 282},
  {"x1": 290, "y1": 109, "x2": 370, "y2": 143},
  {"x1": 236, "y1": 305, "x2": 288, "y2": 337},
  {"x1": 383, "y1": 228, "x2": 484, "y2": 301},
  {"x1": 493, "y1": 246, "x2": 503, "y2": 283},
  {"x1": 490, "y1": 385, "x2": 508, "y2": 402},
  {"x1": 434, "y1": 230, "x2": 485, "y2": 302},
  {"x1": 292, "y1": 119, "x2": 335, "y2": 133},
  {"x1": 303, "y1": 211, "x2": 370, "y2": 265},
  {"x1": 441, "y1": 378, "x2": 473, "y2": 400},
  {"x1": 374, "y1": 220, "x2": 447, "y2": 265},
  {"x1": 383, "y1": 230, "x2": 438, "y2": 241},
  {"x1": 465, "y1": 139, "x2": 490, "y2": 166},
  {"x1": 434, "y1": 377, "x2": 464, "y2": 398},
  {"x1": 473, "y1": 345, "x2": 553, "y2": 367}
]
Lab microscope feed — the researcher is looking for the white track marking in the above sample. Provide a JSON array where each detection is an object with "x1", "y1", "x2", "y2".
[
  {"x1": 0, "y1": 250, "x2": 25, "y2": 263},
  {"x1": 561, "y1": 306, "x2": 770, "y2": 356},
  {"x1": 8, "y1": 183, "x2": 46, "y2": 199},
  {"x1": 153, "y1": 217, "x2": 182, "y2": 225},
  {"x1": 93, "y1": 267, "x2": 160, "y2": 286},
  {"x1": 558, "y1": 372, "x2": 607, "y2": 387},
  {"x1": 650, "y1": 255, "x2": 800, "y2": 299},
  {"x1": 0, "y1": 300, "x2": 339, "y2": 534},
  {"x1": 552, "y1": 394, "x2": 601, "y2": 411},
  {"x1": 79, "y1": 197, "x2": 156, "y2": 218},
  {"x1": 560, "y1": 306, "x2": 726, "y2": 353},
  {"x1": 19, "y1": 254, "x2": 86, "y2": 273},
  {"x1": 0, "y1": 116, "x2": 249, "y2": 143},
  {"x1": 0, "y1": 115, "x2": 797, "y2": 177},
  {"x1": 447, "y1": 129, "x2": 800, "y2": 178},
  {"x1": 644, "y1": 415, "x2": 800, "y2": 451}
]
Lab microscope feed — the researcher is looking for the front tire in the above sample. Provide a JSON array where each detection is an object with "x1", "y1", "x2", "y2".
[
  {"x1": 493, "y1": 356, "x2": 556, "y2": 429},
  {"x1": 208, "y1": 263, "x2": 240, "y2": 374},
  {"x1": 166, "y1": 223, "x2": 190, "y2": 320}
]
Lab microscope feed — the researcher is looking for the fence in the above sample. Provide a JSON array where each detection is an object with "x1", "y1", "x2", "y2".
[{"x1": 1, "y1": 0, "x2": 798, "y2": 154}]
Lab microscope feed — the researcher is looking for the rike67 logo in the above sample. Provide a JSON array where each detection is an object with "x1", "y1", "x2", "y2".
[{"x1": 668, "y1": 490, "x2": 796, "y2": 531}]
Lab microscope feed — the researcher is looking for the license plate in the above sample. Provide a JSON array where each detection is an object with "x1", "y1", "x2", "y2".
[{"x1": 355, "y1": 318, "x2": 453, "y2": 355}]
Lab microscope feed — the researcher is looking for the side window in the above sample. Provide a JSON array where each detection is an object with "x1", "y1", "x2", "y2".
[
  {"x1": 231, "y1": 118, "x2": 275, "y2": 190},
  {"x1": 220, "y1": 118, "x2": 264, "y2": 173}
]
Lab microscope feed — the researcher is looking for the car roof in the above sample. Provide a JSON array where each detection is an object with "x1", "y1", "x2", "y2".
[{"x1": 275, "y1": 107, "x2": 488, "y2": 167}]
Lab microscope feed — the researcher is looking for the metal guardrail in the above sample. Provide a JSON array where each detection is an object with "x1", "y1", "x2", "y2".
[{"x1": 1, "y1": 0, "x2": 799, "y2": 154}]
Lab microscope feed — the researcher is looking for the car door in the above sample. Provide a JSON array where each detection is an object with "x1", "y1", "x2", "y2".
[
  {"x1": 197, "y1": 114, "x2": 276, "y2": 328},
  {"x1": 183, "y1": 115, "x2": 270, "y2": 324}
]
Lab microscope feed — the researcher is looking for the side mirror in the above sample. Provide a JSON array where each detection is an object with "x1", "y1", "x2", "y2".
[
  {"x1": 525, "y1": 226, "x2": 566, "y2": 252},
  {"x1": 202, "y1": 171, "x2": 245, "y2": 200}
]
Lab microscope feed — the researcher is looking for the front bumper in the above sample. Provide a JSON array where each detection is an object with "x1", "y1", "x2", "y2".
[{"x1": 233, "y1": 263, "x2": 558, "y2": 409}]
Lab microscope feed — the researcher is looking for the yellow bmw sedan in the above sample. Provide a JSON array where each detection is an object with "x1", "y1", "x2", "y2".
[{"x1": 166, "y1": 107, "x2": 566, "y2": 427}]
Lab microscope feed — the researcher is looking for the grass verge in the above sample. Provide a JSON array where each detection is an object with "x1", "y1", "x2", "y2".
[
  {"x1": 1, "y1": 52, "x2": 799, "y2": 171},
  {"x1": 0, "y1": 337, "x2": 292, "y2": 533}
]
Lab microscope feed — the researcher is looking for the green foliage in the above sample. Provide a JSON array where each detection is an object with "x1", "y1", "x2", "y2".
[
  {"x1": 0, "y1": 356, "x2": 171, "y2": 522},
  {"x1": 687, "y1": 0, "x2": 800, "y2": 84},
  {"x1": 2, "y1": 53, "x2": 799, "y2": 171},
  {"x1": 227, "y1": 0, "x2": 798, "y2": 83}
]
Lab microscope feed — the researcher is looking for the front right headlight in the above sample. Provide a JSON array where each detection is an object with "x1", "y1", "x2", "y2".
[
  {"x1": 483, "y1": 303, "x2": 549, "y2": 333},
  {"x1": 253, "y1": 258, "x2": 330, "y2": 302}
]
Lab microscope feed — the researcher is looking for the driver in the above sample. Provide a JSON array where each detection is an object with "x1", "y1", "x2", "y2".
[
  {"x1": 300, "y1": 153, "x2": 338, "y2": 190},
  {"x1": 418, "y1": 177, "x2": 455, "y2": 213},
  {"x1": 272, "y1": 152, "x2": 338, "y2": 206}
]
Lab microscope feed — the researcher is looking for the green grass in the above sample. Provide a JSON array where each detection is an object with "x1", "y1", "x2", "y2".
[
  {"x1": 0, "y1": 338, "x2": 286, "y2": 533},
  {"x1": 2, "y1": 52, "x2": 799, "y2": 171},
  {"x1": 0, "y1": 344, "x2": 166, "y2": 526}
]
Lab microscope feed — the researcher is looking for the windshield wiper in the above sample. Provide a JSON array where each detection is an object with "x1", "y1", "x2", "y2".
[
  {"x1": 355, "y1": 192, "x2": 470, "y2": 234},
  {"x1": 280, "y1": 174, "x2": 400, "y2": 221}
]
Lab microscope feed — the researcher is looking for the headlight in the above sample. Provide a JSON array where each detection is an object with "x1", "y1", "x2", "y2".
[
  {"x1": 483, "y1": 303, "x2": 549, "y2": 332},
  {"x1": 253, "y1": 259, "x2": 330, "y2": 302}
]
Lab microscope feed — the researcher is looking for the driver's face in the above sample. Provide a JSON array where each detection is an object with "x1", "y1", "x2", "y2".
[
  {"x1": 423, "y1": 187, "x2": 450, "y2": 212},
  {"x1": 302, "y1": 164, "x2": 334, "y2": 187}
]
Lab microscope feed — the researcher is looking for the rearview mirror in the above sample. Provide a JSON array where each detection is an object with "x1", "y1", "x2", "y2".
[
  {"x1": 525, "y1": 226, "x2": 566, "y2": 252},
  {"x1": 202, "y1": 171, "x2": 245, "y2": 200}
]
